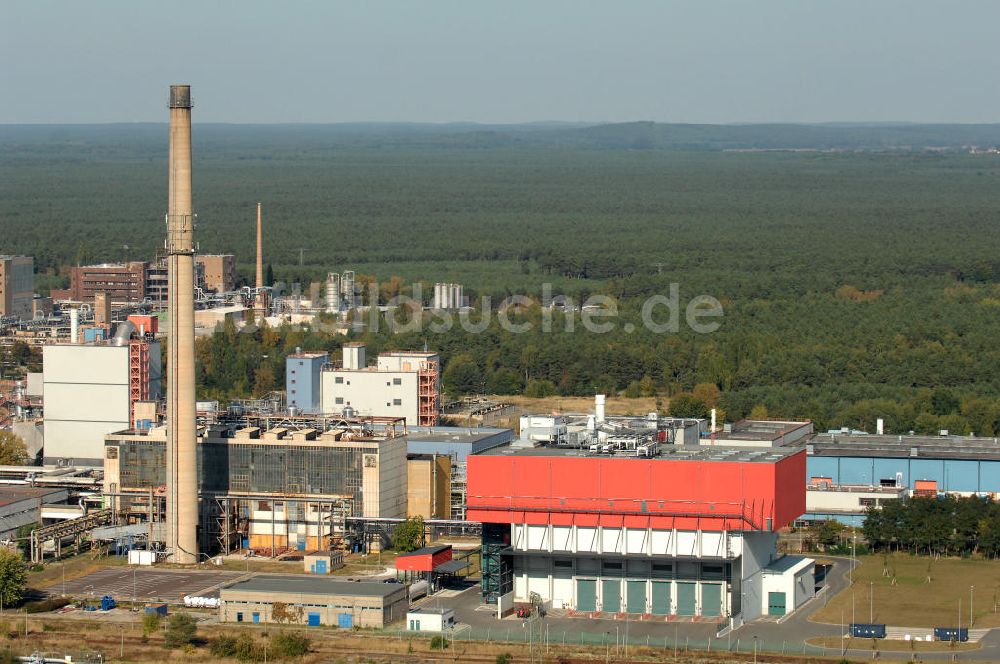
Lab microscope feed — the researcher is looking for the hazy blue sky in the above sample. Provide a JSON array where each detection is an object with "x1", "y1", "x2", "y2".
[{"x1": 3, "y1": 1, "x2": 999, "y2": 124}]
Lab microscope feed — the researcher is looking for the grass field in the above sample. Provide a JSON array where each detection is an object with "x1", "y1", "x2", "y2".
[{"x1": 813, "y1": 553, "x2": 1000, "y2": 629}]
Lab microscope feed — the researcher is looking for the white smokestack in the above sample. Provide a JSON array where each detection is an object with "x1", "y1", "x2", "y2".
[
  {"x1": 69, "y1": 309, "x2": 79, "y2": 344},
  {"x1": 876, "y1": 418, "x2": 884, "y2": 435},
  {"x1": 595, "y1": 394, "x2": 606, "y2": 424},
  {"x1": 711, "y1": 408, "x2": 717, "y2": 433}
]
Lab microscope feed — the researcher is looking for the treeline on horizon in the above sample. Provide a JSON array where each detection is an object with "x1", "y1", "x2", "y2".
[
  {"x1": 5, "y1": 126, "x2": 1000, "y2": 435},
  {"x1": 863, "y1": 496, "x2": 1000, "y2": 557}
]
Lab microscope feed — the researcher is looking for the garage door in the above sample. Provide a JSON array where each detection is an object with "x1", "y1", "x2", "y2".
[
  {"x1": 651, "y1": 581, "x2": 671, "y2": 615},
  {"x1": 768, "y1": 591, "x2": 786, "y2": 616},
  {"x1": 701, "y1": 583, "x2": 722, "y2": 616},
  {"x1": 576, "y1": 579, "x2": 597, "y2": 612},
  {"x1": 308, "y1": 612, "x2": 321, "y2": 627},
  {"x1": 602, "y1": 579, "x2": 621, "y2": 613},
  {"x1": 676, "y1": 582, "x2": 696, "y2": 616},
  {"x1": 337, "y1": 612, "x2": 353, "y2": 628},
  {"x1": 626, "y1": 581, "x2": 647, "y2": 614}
]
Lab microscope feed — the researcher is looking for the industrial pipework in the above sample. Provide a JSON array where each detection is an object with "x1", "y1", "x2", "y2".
[{"x1": 165, "y1": 85, "x2": 198, "y2": 564}]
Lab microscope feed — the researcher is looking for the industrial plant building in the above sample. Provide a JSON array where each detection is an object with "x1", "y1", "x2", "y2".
[
  {"x1": 403, "y1": 426, "x2": 515, "y2": 520},
  {"x1": 195, "y1": 254, "x2": 236, "y2": 294},
  {"x1": 42, "y1": 321, "x2": 161, "y2": 466},
  {"x1": 103, "y1": 418, "x2": 409, "y2": 553},
  {"x1": 219, "y1": 575, "x2": 408, "y2": 628},
  {"x1": 804, "y1": 432, "x2": 1000, "y2": 525},
  {"x1": 52, "y1": 262, "x2": 148, "y2": 305},
  {"x1": 286, "y1": 351, "x2": 328, "y2": 413},
  {"x1": 0, "y1": 255, "x2": 34, "y2": 319},
  {"x1": 701, "y1": 419, "x2": 814, "y2": 448},
  {"x1": 467, "y1": 443, "x2": 812, "y2": 620},
  {"x1": 317, "y1": 343, "x2": 440, "y2": 426}
]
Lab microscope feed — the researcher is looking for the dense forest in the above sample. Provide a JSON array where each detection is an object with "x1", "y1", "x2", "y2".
[{"x1": 4, "y1": 123, "x2": 1000, "y2": 433}]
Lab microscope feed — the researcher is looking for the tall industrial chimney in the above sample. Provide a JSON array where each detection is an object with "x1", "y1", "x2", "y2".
[
  {"x1": 165, "y1": 85, "x2": 198, "y2": 564},
  {"x1": 255, "y1": 202, "x2": 263, "y2": 290},
  {"x1": 254, "y1": 202, "x2": 267, "y2": 315}
]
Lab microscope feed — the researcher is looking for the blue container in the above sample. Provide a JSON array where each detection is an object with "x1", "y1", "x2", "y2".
[
  {"x1": 145, "y1": 604, "x2": 168, "y2": 617},
  {"x1": 100, "y1": 596, "x2": 116, "y2": 611},
  {"x1": 850, "y1": 623, "x2": 886, "y2": 639},
  {"x1": 934, "y1": 627, "x2": 969, "y2": 642}
]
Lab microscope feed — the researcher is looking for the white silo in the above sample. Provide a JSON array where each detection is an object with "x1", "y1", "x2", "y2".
[{"x1": 326, "y1": 273, "x2": 341, "y2": 313}]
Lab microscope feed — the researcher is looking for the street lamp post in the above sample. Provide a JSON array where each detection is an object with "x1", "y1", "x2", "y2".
[
  {"x1": 971, "y1": 585, "x2": 975, "y2": 628},
  {"x1": 870, "y1": 581, "x2": 874, "y2": 624},
  {"x1": 753, "y1": 635, "x2": 758, "y2": 664}
]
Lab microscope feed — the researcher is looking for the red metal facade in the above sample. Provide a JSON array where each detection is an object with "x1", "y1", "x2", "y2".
[
  {"x1": 466, "y1": 451, "x2": 806, "y2": 532},
  {"x1": 395, "y1": 546, "x2": 453, "y2": 573}
]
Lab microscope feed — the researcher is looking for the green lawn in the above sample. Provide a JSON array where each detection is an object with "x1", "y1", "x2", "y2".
[{"x1": 814, "y1": 553, "x2": 1000, "y2": 629}]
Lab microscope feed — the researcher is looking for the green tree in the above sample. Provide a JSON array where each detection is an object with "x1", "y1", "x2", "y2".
[
  {"x1": 142, "y1": 611, "x2": 161, "y2": 636},
  {"x1": 0, "y1": 433, "x2": 28, "y2": 466},
  {"x1": 443, "y1": 354, "x2": 481, "y2": 395},
  {"x1": 0, "y1": 549, "x2": 27, "y2": 607},
  {"x1": 668, "y1": 393, "x2": 708, "y2": 418},
  {"x1": 14, "y1": 523, "x2": 38, "y2": 558},
  {"x1": 524, "y1": 379, "x2": 556, "y2": 398},
  {"x1": 163, "y1": 612, "x2": 197, "y2": 649},
  {"x1": 391, "y1": 516, "x2": 425, "y2": 553},
  {"x1": 749, "y1": 404, "x2": 770, "y2": 420}
]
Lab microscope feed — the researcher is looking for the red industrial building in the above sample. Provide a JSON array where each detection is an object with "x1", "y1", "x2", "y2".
[
  {"x1": 468, "y1": 445, "x2": 811, "y2": 620},
  {"x1": 395, "y1": 544, "x2": 454, "y2": 573}
]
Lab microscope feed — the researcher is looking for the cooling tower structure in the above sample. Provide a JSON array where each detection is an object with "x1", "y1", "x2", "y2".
[{"x1": 165, "y1": 85, "x2": 198, "y2": 564}]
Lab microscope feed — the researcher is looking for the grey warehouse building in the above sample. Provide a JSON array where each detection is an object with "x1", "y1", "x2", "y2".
[{"x1": 219, "y1": 575, "x2": 408, "y2": 628}]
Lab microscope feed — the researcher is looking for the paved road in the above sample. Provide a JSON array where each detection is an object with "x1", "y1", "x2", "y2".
[
  {"x1": 427, "y1": 559, "x2": 1000, "y2": 660},
  {"x1": 56, "y1": 567, "x2": 243, "y2": 603}
]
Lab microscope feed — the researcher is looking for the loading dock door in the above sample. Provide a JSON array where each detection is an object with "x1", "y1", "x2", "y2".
[
  {"x1": 576, "y1": 579, "x2": 597, "y2": 612},
  {"x1": 651, "y1": 581, "x2": 671, "y2": 615},
  {"x1": 337, "y1": 612, "x2": 354, "y2": 628},
  {"x1": 676, "y1": 582, "x2": 697, "y2": 616},
  {"x1": 768, "y1": 591, "x2": 786, "y2": 616},
  {"x1": 602, "y1": 579, "x2": 621, "y2": 613},
  {"x1": 701, "y1": 583, "x2": 722, "y2": 616},
  {"x1": 626, "y1": 581, "x2": 647, "y2": 614},
  {"x1": 308, "y1": 612, "x2": 321, "y2": 627}
]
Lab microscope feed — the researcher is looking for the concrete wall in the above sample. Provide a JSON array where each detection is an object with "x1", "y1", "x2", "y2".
[
  {"x1": 511, "y1": 558, "x2": 731, "y2": 615},
  {"x1": 734, "y1": 531, "x2": 779, "y2": 622},
  {"x1": 322, "y1": 369, "x2": 420, "y2": 424},
  {"x1": 760, "y1": 559, "x2": 815, "y2": 616},
  {"x1": 407, "y1": 455, "x2": 451, "y2": 519},
  {"x1": 43, "y1": 344, "x2": 130, "y2": 464},
  {"x1": 286, "y1": 354, "x2": 328, "y2": 413},
  {"x1": 512, "y1": 524, "x2": 731, "y2": 558},
  {"x1": 220, "y1": 587, "x2": 407, "y2": 628}
]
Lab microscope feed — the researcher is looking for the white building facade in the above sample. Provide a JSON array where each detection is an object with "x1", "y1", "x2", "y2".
[
  {"x1": 320, "y1": 344, "x2": 439, "y2": 426},
  {"x1": 43, "y1": 342, "x2": 160, "y2": 465}
]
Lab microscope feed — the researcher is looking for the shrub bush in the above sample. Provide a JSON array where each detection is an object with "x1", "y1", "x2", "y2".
[
  {"x1": 271, "y1": 631, "x2": 310, "y2": 658},
  {"x1": 23, "y1": 598, "x2": 71, "y2": 614},
  {"x1": 430, "y1": 635, "x2": 449, "y2": 650}
]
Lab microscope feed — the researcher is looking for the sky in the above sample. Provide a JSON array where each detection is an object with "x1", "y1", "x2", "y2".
[{"x1": 3, "y1": 1, "x2": 1000, "y2": 124}]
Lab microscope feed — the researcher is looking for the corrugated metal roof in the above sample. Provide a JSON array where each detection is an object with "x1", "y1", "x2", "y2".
[{"x1": 222, "y1": 575, "x2": 401, "y2": 598}]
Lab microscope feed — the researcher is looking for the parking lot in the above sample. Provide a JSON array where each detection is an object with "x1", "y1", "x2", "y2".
[{"x1": 56, "y1": 568, "x2": 244, "y2": 603}]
